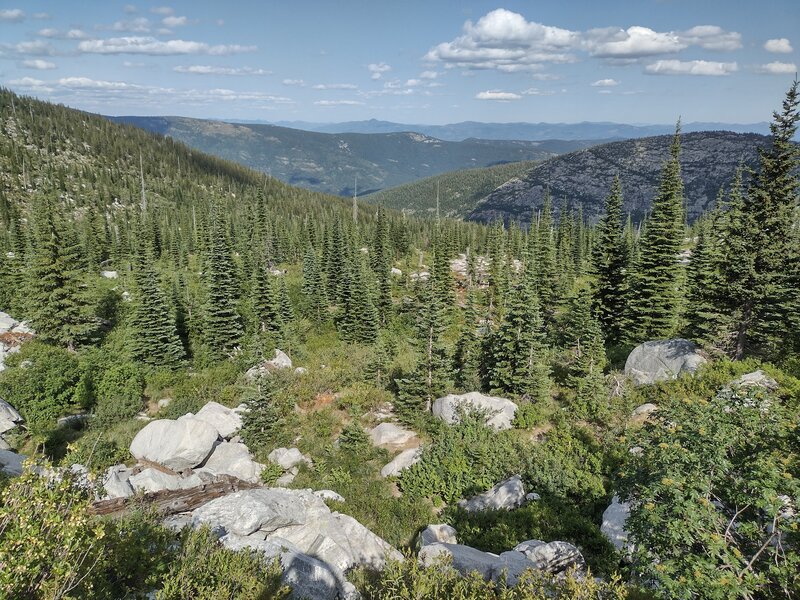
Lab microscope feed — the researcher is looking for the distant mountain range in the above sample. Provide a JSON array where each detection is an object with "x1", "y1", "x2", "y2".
[
  {"x1": 467, "y1": 131, "x2": 771, "y2": 225},
  {"x1": 108, "y1": 116, "x2": 595, "y2": 196},
  {"x1": 262, "y1": 119, "x2": 772, "y2": 142}
]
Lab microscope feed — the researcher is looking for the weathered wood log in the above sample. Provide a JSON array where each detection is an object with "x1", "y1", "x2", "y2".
[{"x1": 89, "y1": 475, "x2": 261, "y2": 517}]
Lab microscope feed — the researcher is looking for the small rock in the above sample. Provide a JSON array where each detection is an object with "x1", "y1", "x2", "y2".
[
  {"x1": 275, "y1": 467, "x2": 299, "y2": 487},
  {"x1": 631, "y1": 403, "x2": 658, "y2": 419},
  {"x1": 381, "y1": 448, "x2": 422, "y2": 478},
  {"x1": 419, "y1": 543, "x2": 498, "y2": 580},
  {"x1": 417, "y1": 524, "x2": 458, "y2": 548},
  {"x1": 601, "y1": 495, "x2": 632, "y2": 553},
  {"x1": 245, "y1": 349, "x2": 294, "y2": 379},
  {"x1": 513, "y1": 540, "x2": 586, "y2": 574},
  {"x1": 129, "y1": 468, "x2": 204, "y2": 494},
  {"x1": 100, "y1": 270, "x2": 118, "y2": 279},
  {"x1": 314, "y1": 490, "x2": 345, "y2": 503},
  {"x1": 731, "y1": 370, "x2": 779, "y2": 391},
  {"x1": 458, "y1": 475, "x2": 526, "y2": 512},
  {"x1": 369, "y1": 422, "x2": 418, "y2": 449},
  {"x1": 391, "y1": 267, "x2": 402, "y2": 276},
  {"x1": 157, "y1": 398, "x2": 172, "y2": 409},
  {"x1": 268, "y1": 447, "x2": 312, "y2": 470},
  {"x1": 525, "y1": 492, "x2": 541, "y2": 502},
  {"x1": 0, "y1": 449, "x2": 25, "y2": 475},
  {"x1": 0, "y1": 398, "x2": 23, "y2": 435},
  {"x1": 103, "y1": 465, "x2": 134, "y2": 499},
  {"x1": 294, "y1": 367, "x2": 308, "y2": 375}
]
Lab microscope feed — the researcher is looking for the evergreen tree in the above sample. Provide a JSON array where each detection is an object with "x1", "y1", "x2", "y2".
[
  {"x1": 535, "y1": 191, "x2": 558, "y2": 316},
  {"x1": 252, "y1": 262, "x2": 282, "y2": 336},
  {"x1": 301, "y1": 247, "x2": 327, "y2": 322},
  {"x1": 337, "y1": 256, "x2": 378, "y2": 344},
  {"x1": 624, "y1": 123, "x2": 685, "y2": 342},
  {"x1": 593, "y1": 176, "x2": 628, "y2": 345},
  {"x1": 683, "y1": 210, "x2": 725, "y2": 348},
  {"x1": 129, "y1": 244, "x2": 185, "y2": 368},
  {"x1": 277, "y1": 278, "x2": 294, "y2": 326},
  {"x1": 26, "y1": 197, "x2": 97, "y2": 350},
  {"x1": 487, "y1": 277, "x2": 550, "y2": 402},
  {"x1": 453, "y1": 289, "x2": 483, "y2": 392},
  {"x1": 204, "y1": 208, "x2": 242, "y2": 356}
]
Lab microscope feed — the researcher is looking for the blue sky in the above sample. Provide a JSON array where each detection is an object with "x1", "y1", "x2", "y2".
[{"x1": 1, "y1": 1, "x2": 797, "y2": 124}]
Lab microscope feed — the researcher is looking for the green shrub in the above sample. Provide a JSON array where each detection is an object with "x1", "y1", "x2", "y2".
[
  {"x1": 61, "y1": 430, "x2": 129, "y2": 473},
  {"x1": 260, "y1": 462, "x2": 284, "y2": 486},
  {"x1": 0, "y1": 341, "x2": 86, "y2": 435},
  {"x1": 512, "y1": 400, "x2": 548, "y2": 429},
  {"x1": 445, "y1": 499, "x2": 618, "y2": 575},
  {"x1": 338, "y1": 421, "x2": 370, "y2": 455},
  {"x1": 398, "y1": 413, "x2": 521, "y2": 505},
  {"x1": 162, "y1": 361, "x2": 243, "y2": 419},
  {"x1": 93, "y1": 362, "x2": 144, "y2": 426},
  {"x1": 156, "y1": 527, "x2": 290, "y2": 600},
  {"x1": 240, "y1": 379, "x2": 295, "y2": 455},
  {"x1": 358, "y1": 554, "x2": 628, "y2": 599}
]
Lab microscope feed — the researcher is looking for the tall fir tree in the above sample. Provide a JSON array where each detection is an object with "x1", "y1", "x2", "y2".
[
  {"x1": 624, "y1": 123, "x2": 685, "y2": 343},
  {"x1": 301, "y1": 246, "x2": 328, "y2": 322},
  {"x1": 453, "y1": 288, "x2": 483, "y2": 392},
  {"x1": 204, "y1": 207, "x2": 242, "y2": 356},
  {"x1": 593, "y1": 176, "x2": 628, "y2": 345},
  {"x1": 337, "y1": 255, "x2": 379, "y2": 344},
  {"x1": 683, "y1": 209, "x2": 725, "y2": 349},
  {"x1": 534, "y1": 191, "x2": 558, "y2": 316}
]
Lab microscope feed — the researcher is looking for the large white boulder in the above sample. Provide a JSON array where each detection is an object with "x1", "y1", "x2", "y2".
[
  {"x1": 625, "y1": 339, "x2": 707, "y2": 385},
  {"x1": 369, "y1": 422, "x2": 418, "y2": 449},
  {"x1": 129, "y1": 417, "x2": 219, "y2": 471},
  {"x1": 268, "y1": 447, "x2": 312, "y2": 470},
  {"x1": 432, "y1": 392, "x2": 517, "y2": 430},
  {"x1": 0, "y1": 399, "x2": 22, "y2": 435},
  {"x1": 417, "y1": 524, "x2": 458, "y2": 548},
  {"x1": 193, "y1": 401, "x2": 243, "y2": 439},
  {"x1": 418, "y1": 543, "x2": 499, "y2": 579},
  {"x1": 458, "y1": 475, "x2": 526, "y2": 512},
  {"x1": 380, "y1": 448, "x2": 422, "y2": 478},
  {"x1": 191, "y1": 488, "x2": 401, "y2": 573},
  {"x1": 199, "y1": 441, "x2": 265, "y2": 484},
  {"x1": 601, "y1": 495, "x2": 632, "y2": 552},
  {"x1": 128, "y1": 468, "x2": 204, "y2": 494}
]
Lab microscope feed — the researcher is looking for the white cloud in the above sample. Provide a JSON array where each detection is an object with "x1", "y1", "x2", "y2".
[
  {"x1": 757, "y1": 61, "x2": 797, "y2": 75},
  {"x1": 38, "y1": 28, "x2": 59, "y2": 38},
  {"x1": 521, "y1": 88, "x2": 555, "y2": 96},
  {"x1": 151, "y1": 6, "x2": 174, "y2": 15},
  {"x1": 587, "y1": 26, "x2": 684, "y2": 58},
  {"x1": 32, "y1": 12, "x2": 50, "y2": 19},
  {"x1": 8, "y1": 77, "x2": 46, "y2": 86},
  {"x1": 22, "y1": 59, "x2": 56, "y2": 70},
  {"x1": 764, "y1": 38, "x2": 793, "y2": 53},
  {"x1": 419, "y1": 70, "x2": 439, "y2": 79},
  {"x1": 123, "y1": 61, "x2": 146, "y2": 68},
  {"x1": 38, "y1": 28, "x2": 88, "y2": 39},
  {"x1": 591, "y1": 78, "x2": 619, "y2": 87},
  {"x1": 312, "y1": 83, "x2": 357, "y2": 90},
  {"x1": 163, "y1": 16, "x2": 187, "y2": 27},
  {"x1": 68, "y1": 29, "x2": 89, "y2": 39},
  {"x1": 314, "y1": 100, "x2": 364, "y2": 106},
  {"x1": 476, "y1": 90, "x2": 522, "y2": 101},
  {"x1": 645, "y1": 59, "x2": 738, "y2": 76},
  {"x1": 124, "y1": 5, "x2": 137, "y2": 14},
  {"x1": 78, "y1": 36, "x2": 256, "y2": 55},
  {"x1": 368, "y1": 62, "x2": 391, "y2": 79},
  {"x1": 58, "y1": 77, "x2": 141, "y2": 90},
  {"x1": 174, "y1": 65, "x2": 269, "y2": 75},
  {"x1": 1, "y1": 40, "x2": 56, "y2": 57},
  {"x1": 282, "y1": 79, "x2": 305, "y2": 86},
  {"x1": 531, "y1": 73, "x2": 561, "y2": 80},
  {"x1": 426, "y1": 9, "x2": 578, "y2": 72},
  {"x1": 109, "y1": 18, "x2": 151, "y2": 33},
  {"x1": 0, "y1": 9, "x2": 24, "y2": 22},
  {"x1": 680, "y1": 25, "x2": 741, "y2": 51}
]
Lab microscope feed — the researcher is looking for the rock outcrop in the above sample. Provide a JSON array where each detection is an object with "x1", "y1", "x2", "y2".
[
  {"x1": 245, "y1": 349, "x2": 294, "y2": 379},
  {"x1": 380, "y1": 448, "x2": 422, "y2": 478},
  {"x1": 625, "y1": 339, "x2": 707, "y2": 385},
  {"x1": 601, "y1": 495, "x2": 632, "y2": 553},
  {"x1": 432, "y1": 392, "x2": 517, "y2": 430},
  {"x1": 369, "y1": 422, "x2": 418, "y2": 450},
  {"x1": 417, "y1": 524, "x2": 458, "y2": 548},
  {"x1": 193, "y1": 401, "x2": 243, "y2": 438},
  {"x1": 130, "y1": 417, "x2": 219, "y2": 471}
]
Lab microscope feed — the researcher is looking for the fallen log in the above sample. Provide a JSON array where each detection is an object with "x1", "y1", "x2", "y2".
[{"x1": 90, "y1": 474, "x2": 261, "y2": 517}]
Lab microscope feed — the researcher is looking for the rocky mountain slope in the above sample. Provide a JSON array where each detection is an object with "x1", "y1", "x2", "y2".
[
  {"x1": 469, "y1": 131, "x2": 771, "y2": 225},
  {"x1": 109, "y1": 115, "x2": 592, "y2": 196}
]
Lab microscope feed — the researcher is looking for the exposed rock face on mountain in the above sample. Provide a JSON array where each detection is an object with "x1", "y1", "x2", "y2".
[{"x1": 469, "y1": 132, "x2": 771, "y2": 226}]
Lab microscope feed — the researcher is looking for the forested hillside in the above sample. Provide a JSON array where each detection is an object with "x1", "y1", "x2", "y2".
[
  {"x1": 363, "y1": 160, "x2": 539, "y2": 218},
  {"x1": 0, "y1": 80, "x2": 798, "y2": 600},
  {"x1": 109, "y1": 115, "x2": 588, "y2": 196}
]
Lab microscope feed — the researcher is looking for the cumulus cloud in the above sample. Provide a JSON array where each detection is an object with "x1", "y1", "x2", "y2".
[
  {"x1": 521, "y1": 88, "x2": 556, "y2": 96},
  {"x1": 764, "y1": 38, "x2": 793, "y2": 53},
  {"x1": 426, "y1": 9, "x2": 578, "y2": 72},
  {"x1": 22, "y1": 59, "x2": 56, "y2": 70},
  {"x1": 368, "y1": 62, "x2": 391, "y2": 79},
  {"x1": 107, "y1": 17, "x2": 151, "y2": 33},
  {"x1": 78, "y1": 36, "x2": 256, "y2": 55},
  {"x1": 476, "y1": 90, "x2": 522, "y2": 101},
  {"x1": 123, "y1": 5, "x2": 137, "y2": 14},
  {"x1": 312, "y1": 83, "x2": 357, "y2": 90},
  {"x1": 427, "y1": 9, "x2": 741, "y2": 72},
  {"x1": 645, "y1": 59, "x2": 738, "y2": 76},
  {"x1": 0, "y1": 40, "x2": 56, "y2": 58},
  {"x1": 419, "y1": 70, "x2": 439, "y2": 79},
  {"x1": 163, "y1": 16, "x2": 187, "y2": 27},
  {"x1": 591, "y1": 78, "x2": 619, "y2": 86},
  {"x1": 757, "y1": 61, "x2": 797, "y2": 75},
  {"x1": 174, "y1": 65, "x2": 269, "y2": 75},
  {"x1": 0, "y1": 9, "x2": 24, "y2": 22},
  {"x1": 32, "y1": 12, "x2": 50, "y2": 19},
  {"x1": 314, "y1": 100, "x2": 364, "y2": 106},
  {"x1": 38, "y1": 28, "x2": 88, "y2": 39},
  {"x1": 151, "y1": 6, "x2": 174, "y2": 15},
  {"x1": 282, "y1": 79, "x2": 305, "y2": 86}
]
